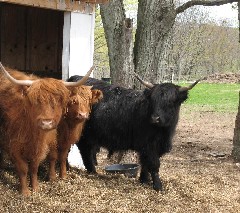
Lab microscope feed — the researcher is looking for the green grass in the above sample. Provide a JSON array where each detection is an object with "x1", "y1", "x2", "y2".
[{"x1": 183, "y1": 83, "x2": 240, "y2": 112}]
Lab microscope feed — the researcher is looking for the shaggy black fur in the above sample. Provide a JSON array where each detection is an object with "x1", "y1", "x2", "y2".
[{"x1": 68, "y1": 76, "x2": 190, "y2": 191}]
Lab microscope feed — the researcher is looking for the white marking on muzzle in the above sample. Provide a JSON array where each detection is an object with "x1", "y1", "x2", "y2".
[
  {"x1": 78, "y1": 112, "x2": 89, "y2": 120},
  {"x1": 40, "y1": 120, "x2": 55, "y2": 130}
]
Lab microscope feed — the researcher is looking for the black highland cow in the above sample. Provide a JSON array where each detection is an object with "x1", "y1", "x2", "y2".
[{"x1": 68, "y1": 74, "x2": 200, "y2": 191}]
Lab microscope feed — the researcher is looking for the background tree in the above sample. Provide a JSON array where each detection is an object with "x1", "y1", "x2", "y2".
[
  {"x1": 169, "y1": 10, "x2": 240, "y2": 81},
  {"x1": 98, "y1": 0, "x2": 240, "y2": 161},
  {"x1": 93, "y1": 8, "x2": 110, "y2": 80},
  {"x1": 233, "y1": 92, "x2": 240, "y2": 161},
  {"x1": 100, "y1": 1, "x2": 134, "y2": 87},
  {"x1": 99, "y1": 0, "x2": 239, "y2": 87}
]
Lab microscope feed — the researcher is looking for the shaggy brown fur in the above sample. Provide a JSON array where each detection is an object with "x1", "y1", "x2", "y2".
[
  {"x1": 0, "y1": 68, "x2": 70, "y2": 196},
  {"x1": 54, "y1": 86, "x2": 103, "y2": 179}
]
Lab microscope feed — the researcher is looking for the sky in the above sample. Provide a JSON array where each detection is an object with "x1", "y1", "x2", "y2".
[
  {"x1": 209, "y1": 3, "x2": 238, "y2": 20},
  {"x1": 207, "y1": 3, "x2": 238, "y2": 27},
  {"x1": 126, "y1": 2, "x2": 238, "y2": 27}
]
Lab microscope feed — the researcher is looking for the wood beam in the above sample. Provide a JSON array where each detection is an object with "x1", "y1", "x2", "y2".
[
  {"x1": 79, "y1": 0, "x2": 108, "y2": 3},
  {"x1": 0, "y1": 0, "x2": 95, "y2": 13}
]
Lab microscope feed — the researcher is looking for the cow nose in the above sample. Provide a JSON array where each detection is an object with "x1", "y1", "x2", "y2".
[
  {"x1": 77, "y1": 112, "x2": 89, "y2": 120},
  {"x1": 151, "y1": 116, "x2": 161, "y2": 124},
  {"x1": 39, "y1": 119, "x2": 56, "y2": 130}
]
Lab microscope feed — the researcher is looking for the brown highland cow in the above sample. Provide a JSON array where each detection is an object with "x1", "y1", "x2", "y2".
[
  {"x1": 0, "y1": 63, "x2": 92, "y2": 196},
  {"x1": 54, "y1": 86, "x2": 103, "y2": 179}
]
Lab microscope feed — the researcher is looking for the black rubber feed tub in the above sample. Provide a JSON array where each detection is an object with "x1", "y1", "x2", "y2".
[{"x1": 105, "y1": 163, "x2": 140, "y2": 178}]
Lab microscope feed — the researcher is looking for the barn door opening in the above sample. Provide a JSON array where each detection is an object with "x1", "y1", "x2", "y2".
[{"x1": 0, "y1": 3, "x2": 64, "y2": 79}]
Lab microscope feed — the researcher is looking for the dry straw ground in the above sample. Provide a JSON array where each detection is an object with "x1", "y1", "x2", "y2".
[{"x1": 0, "y1": 107, "x2": 239, "y2": 213}]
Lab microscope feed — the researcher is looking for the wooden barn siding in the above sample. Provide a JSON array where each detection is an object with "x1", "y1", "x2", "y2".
[
  {"x1": 0, "y1": 3, "x2": 63, "y2": 78},
  {"x1": 0, "y1": 4, "x2": 26, "y2": 70},
  {"x1": 0, "y1": 0, "x2": 95, "y2": 13}
]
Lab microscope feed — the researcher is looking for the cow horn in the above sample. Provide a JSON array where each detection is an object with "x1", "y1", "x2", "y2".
[
  {"x1": 0, "y1": 62, "x2": 35, "y2": 86},
  {"x1": 132, "y1": 71, "x2": 154, "y2": 89},
  {"x1": 179, "y1": 77, "x2": 206, "y2": 92},
  {"x1": 64, "y1": 66, "x2": 94, "y2": 87}
]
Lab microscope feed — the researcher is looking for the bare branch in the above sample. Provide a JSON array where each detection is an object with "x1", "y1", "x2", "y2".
[{"x1": 176, "y1": 0, "x2": 238, "y2": 14}]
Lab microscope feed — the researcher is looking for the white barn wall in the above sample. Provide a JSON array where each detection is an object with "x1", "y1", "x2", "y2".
[
  {"x1": 69, "y1": 12, "x2": 95, "y2": 78},
  {"x1": 62, "y1": 12, "x2": 95, "y2": 80}
]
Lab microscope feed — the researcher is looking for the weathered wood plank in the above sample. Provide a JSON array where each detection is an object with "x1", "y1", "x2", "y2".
[
  {"x1": 0, "y1": 0, "x2": 96, "y2": 13},
  {"x1": 26, "y1": 7, "x2": 62, "y2": 75},
  {"x1": 0, "y1": 4, "x2": 26, "y2": 69}
]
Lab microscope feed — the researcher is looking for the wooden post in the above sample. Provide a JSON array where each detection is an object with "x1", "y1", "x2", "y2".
[{"x1": 232, "y1": 91, "x2": 240, "y2": 161}]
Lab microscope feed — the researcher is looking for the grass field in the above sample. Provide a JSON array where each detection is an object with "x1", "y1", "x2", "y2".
[{"x1": 183, "y1": 83, "x2": 240, "y2": 112}]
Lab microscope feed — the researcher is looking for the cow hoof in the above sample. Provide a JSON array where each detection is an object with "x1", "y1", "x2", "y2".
[
  {"x1": 60, "y1": 174, "x2": 68, "y2": 179},
  {"x1": 21, "y1": 188, "x2": 31, "y2": 196},
  {"x1": 49, "y1": 175, "x2": 57, "y2": 182},
  {"x1": 153, "y1": 182, "x2": 163, "y2": 192},
  {"x1": 32, "y1": 185, "x2": 39, "y2": 192},
  {"x1": 139, "y1": 178, "x2": 151, "y2": 185},
  {"x1": 87, "y1": 170, "x2": 97, "y2": 174},
  {"x1": 139, "y1": 174, "x2": 151, "y2": 184}
]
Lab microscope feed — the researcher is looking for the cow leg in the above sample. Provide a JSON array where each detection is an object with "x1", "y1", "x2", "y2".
[
  {"x1": 139, "y1": 152, "x2": 162, "y2": 191},
  {"x1": 48, "y1": 146, "x2": 58, "y2": 181},
  {"x1": 150, "y1": 170, "x2": 162, "y2": 192},
  {"x1": 0, "y1": 150, "x2": 3, "y2": 168},
  {"x1": 149, "y1": 157, "x2": 162, "y2": 191},
  {"x1": 92, "y1": 146, "x2": 100, "y2": 166},
  {"x1": 77, "y1": 142, "x2": 96, "y2": 173},
  {"x1": 59, "y1": 146, "x2": 71, "y2": 179},
  {"x1": 139, "y1": 166, "x2": 151, "y2": 184},
  {"x1": 139, "y1": 154, "x2": 151, "y2": 184},
  {"x1": 14, "y1": 158, "x2": 30, "y2": 196},
  {"x1": 29, "y1": 160, "x2": 40, "y2": 192}
]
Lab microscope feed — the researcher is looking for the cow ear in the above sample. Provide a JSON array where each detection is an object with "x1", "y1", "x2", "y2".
[
  {"x1": 22, "y1": 85, "x2": 30, "y2": 96},
  {"x1": 91, "y1": 89, "x2": 103, "y2": 104},
  {"x1": 178, "y1": 90, "x2": 189, "y2": 103},
  {"x1": 143, "y1": 88, "x2": 152, "y2": 98}
]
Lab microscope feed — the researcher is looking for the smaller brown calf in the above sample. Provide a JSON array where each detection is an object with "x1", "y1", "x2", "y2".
[{"x1": 53, "y1": 86, "x2": 103, "y2": 179}]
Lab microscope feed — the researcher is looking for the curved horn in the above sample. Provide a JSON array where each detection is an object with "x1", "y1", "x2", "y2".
[
  {"x1": 0, "y1": 62, "x2": 35, "y2": 86},
  {"x1": 64, "y1": 66, "x2": 94, "y2": 87},
  {"x1": 179, "y1": 77, "x2": 206, "y2": 92},
  {"x1": 132, "y1": 71, "x2": 154, "y2": 89}
]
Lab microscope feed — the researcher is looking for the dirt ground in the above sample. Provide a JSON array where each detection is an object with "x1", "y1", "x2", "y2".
[
  {"x1": 202, "y1": 72, "x2": 240, "y2": 84},
  {"x1": 0, "y1": 107, "x2": 239, "y2": 213}
]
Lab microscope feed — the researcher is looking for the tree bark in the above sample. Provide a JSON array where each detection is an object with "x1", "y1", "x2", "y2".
[
  {"x1": 100, "y1": 0, "x2": 134, "y2": 87},
  {"x1": 133, "y1": 0, "x2": 176, "y2": 87},
  {"x1": 238, "y1": 1, "x2": 240, "y2": 43},
  {"x1": 232, "y1": 92, "x2": 240, "y2": 162}
]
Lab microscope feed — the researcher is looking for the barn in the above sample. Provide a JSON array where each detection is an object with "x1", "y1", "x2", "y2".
[{"x1": 0, "y1": 0, "x2": 108, "y2": 79}]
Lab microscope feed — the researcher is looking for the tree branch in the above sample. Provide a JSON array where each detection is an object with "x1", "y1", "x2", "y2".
[{"x1": 176, "y1": 0, "x2": 238, "y2": 14}]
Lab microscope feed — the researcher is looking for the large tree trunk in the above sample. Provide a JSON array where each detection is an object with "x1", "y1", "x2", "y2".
[
  {"x1": 232, "y1": 92, "x2": 240, "y2": 161},
  {"x1": 133, "y1": 0, "x2": 176, "y2": 87},
  {"x1": 100, "y1": 0, "x2": 176, "y2": 89},
  {"x1": 100, "y1": 0, "x2": 134, "y2": 88}
]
